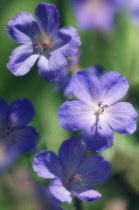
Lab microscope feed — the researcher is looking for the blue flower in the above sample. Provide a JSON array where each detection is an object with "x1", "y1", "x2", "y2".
[
  {"x1": 70, "y1": 0, "x2": 124, "y2": 30},
  {"x1": 58, "y1": 70, "x2": 137, "y2": 152},
  {"x1": 33, "y1": 137, "x2": 110, "y2": 204},
  {"x1": 7, "y1": 3, "x2": 81, "y2": 83},
  {"x1": 0, "y1": 98, "x2": 39, "y2": 173}
]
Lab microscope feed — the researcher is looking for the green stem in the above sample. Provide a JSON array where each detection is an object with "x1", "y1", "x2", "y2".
[{"x1": 74, "y1": 196, "x2": 84, "y2": 210}]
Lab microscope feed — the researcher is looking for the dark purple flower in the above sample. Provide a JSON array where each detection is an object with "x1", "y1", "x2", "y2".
[
  {"x1": 33, "y1": 137, "x2": 110, "y2": 203},
  {"x1": 58, "y1": 70, "x2": 137, "y2": 152},
  {"x1": 71, "y1": 0, "x2": 124, "y2": 30},
  {"x1": 0, "y1": 98, "x2": 39, "y2": 173},
  {"x1": 7, "y1": 3, "x2": 81, "y2": 83}
]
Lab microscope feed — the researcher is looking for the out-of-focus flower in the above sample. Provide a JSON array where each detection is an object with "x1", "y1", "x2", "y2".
[
  {"x1": 7, "y1": 3, "x2": 81, "y2": 83},
  {"x1": 126, "y1": 0, "x2": 139, "y2": 25},
  {"x1": 33, "y1": 137, "x2": 110, "y2": 204},
  {"x1": 58, "y1": 70, "x2": 137, "y2": 152},
  {"x1": 0, "y1": 98, "x2": 39, "y2": 174},
  {"x1": 71, "y1": 0, "x2": 124, "y2": 30}
]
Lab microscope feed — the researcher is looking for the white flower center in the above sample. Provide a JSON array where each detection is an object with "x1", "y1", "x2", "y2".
[{"x1": 94, "y1": 102, "x2": 108, "y2": 115}]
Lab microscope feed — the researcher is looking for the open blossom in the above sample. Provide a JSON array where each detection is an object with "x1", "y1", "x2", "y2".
[
  {"x1": 33, "y1": 137, "x2": 110, "y2": 204},
  {"x1": 58, "y1": 70, "x2": 137, "y2": 152},
  {"x1": 0, "y1": 98, "x2": 39, "y2": 174},
  {"x1": 71, "y1": 0, "x2": 124, "y2": 30},
  {"x1": 7, "y1": 3, "x2": 81, "y2": 82}
]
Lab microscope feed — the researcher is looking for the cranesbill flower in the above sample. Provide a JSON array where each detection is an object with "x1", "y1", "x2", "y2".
[
  {"x1": 71, "y1": 0, "x2": 124, "y2": 30},
  {"x1": 58, "y1": 70, "x2": 137, "y2": 152},
  {"x1": 33, "y1": 137, "x2": 110, "y2": 203},
  {"x1": 7, "y1": 3, "x2": 81, "y2": 82},
  {"x1": 0, "y1": 98, "x2": 39, "y2": 173},
  {"x1": 126, "y1": 0, "x2": 139, "y2": 25}
]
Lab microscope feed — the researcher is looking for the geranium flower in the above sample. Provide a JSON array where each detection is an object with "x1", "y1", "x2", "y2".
[
  {"x1": 58, "y1": 70, "x2": 137, "y2": 152},
  {"x1": 71, "y1": 0, "x2": 124, "y2": 30},
  {"x1": 0, "y1": 98, "x2": 39, "y2": 174},
  {"x1": 33, "y1": 137, "x2": 110, "y2": 203},
  {"x1": 7, "y1": 3, "x2": 81, "y2": 82}
]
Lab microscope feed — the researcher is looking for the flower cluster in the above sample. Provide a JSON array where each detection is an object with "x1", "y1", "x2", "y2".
[{"x1": 0, "y1": 1, "x2": 138, "y2": 210}]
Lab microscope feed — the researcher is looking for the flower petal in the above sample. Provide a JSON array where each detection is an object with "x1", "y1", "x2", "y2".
[
  {"x1": 82, "y1": 115, "x2": 114, "y2": 152},
  {"x1": 0, "y1": 98, "x2": 8, "y2": 126},
  {"x1": 49, "y1": 177, "x2": 72, "y2": 204},
  {"x1": 106, "y1": 102, "x2": 138, "y2": 135},
  {"x1": 100, "y1": 71, "x2": 129, "y2": 105},
  {"x1": 77, "y1": 155, "x2": 111, "y2": 185},
  {"x1": 53, "y1": 26, "x2": 81, "y2": 57},
  {"x1": 9, "y1": 99, "x2": 34, "y2": 127},
  {"x1": 35, "y1": 3, "x2": 59, "y2": 35},
  {"x1": 71, "y1": 70, "x2": 101, "y2": 105},
  {"x1": 58, "y1": 137, "x2": 84, "y2": 177},
  {"x1": 7, "y1": 12, "x2": 40, "y2": 44},
  {"x1": 58, "y1": 99, "x2": 96, "y2": 131},
  {"x1": 38, "y1": 52, "x2": 67, "y2": 82},
  {"x1": 7, "y1": 45, "x2": 39, "y2": 76},
  {"x1": 71, "y1": 185, "x2": 101, "y2": 201},
  {"x1": 13, "y1": 126, "x2": 39, "y2": 152},
  {"x1": 33, "y1": 151, "x2": 63, "y2": 179}
]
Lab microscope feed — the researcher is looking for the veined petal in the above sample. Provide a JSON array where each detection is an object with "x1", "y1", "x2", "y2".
[
  {"x1": 49, "y1": 177, "x2": 72, "y2": 204},
  {"x1": 33, "y1": 151, "x2": 63, "y2": 179},
  {"x1": 58, "y1": 137, "x2": 84, "y2": 177},
  {"x1": 71, "y1": 185, "x2": 101, "y2": 201},
  {"x1": 7, "y1": 45, "x2": 39, "y2": 76},
  {"x1": 7, "y1": 12, "x2": 40, "y2": 44},
  {"x1": 0, "y1": 98, "x2": 8, "y2": 126},
  {"x1": 35, "y1": 3, "x2": 59, "y2": 35},
  {"x1": 38, "y1": 52, "x2": 67, "y2": 83},
  {"x1": 71, "y1": 70, "x2": 101, "y2": 105},
  {"x1": 106, "y1": 102, "x2": 138, "y2": 135},
  {"x1": 77, "y1": 155, "x2": 111, "y2": 185},
  {"x1": 9, "y1": 99, "x2": 34, "y2": 127},
  {"x1": 58, "y1": 99, "x2": 96, "y2": 131},
  {"x1": 53, "y1": 26, "x2": 81, "y2": 57},
  {"x1": 13, "y1": 126, "x2": 39, "y2": 152},
  {"x1": 100, "y1": 71, "x2": 129, "y2": 105},
  {"x1": 82, "y1": 115, "x2": 114, "y2": 152}
]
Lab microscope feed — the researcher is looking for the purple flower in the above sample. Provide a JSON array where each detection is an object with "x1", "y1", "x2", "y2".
[
  {"x1": 126, "y1": 0, "x2": 139, "y2": 25},
  {"x1": 7, "y1": 3, "x2": 81, "y2": 83},
  {"x1": 58, "y1": 70, "x2": 137, "y2": 152},
  {"x1": 33, "y1": 137, "x2": 110, "y2": 204},
  {"x1": 71, "y1": 0, "x2": 124, "y2": 30},
  {"x1": 0, "y1": 98, "x2": 39, "y2": 173}
]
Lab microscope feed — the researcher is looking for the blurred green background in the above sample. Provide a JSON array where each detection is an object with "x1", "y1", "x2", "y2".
[{"x1": 0, "y1": 0, "x2": 139, "y2": 209}]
